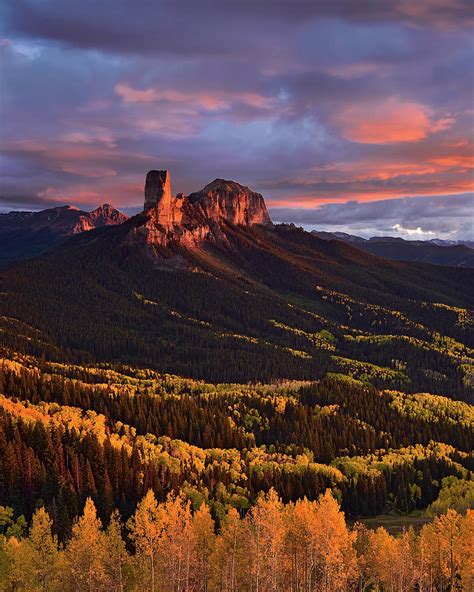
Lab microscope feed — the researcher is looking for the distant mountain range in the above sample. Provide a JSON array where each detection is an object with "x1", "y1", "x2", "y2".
[
  {"x1": 1, "y1": 194, "x2": 472, "y2": 269},
  {"x1": 311, "y1": 231, "x2": 474, "y2": 268},
  {"x1": 0, "y1": 203, "x2": 128, "y2": 266}
]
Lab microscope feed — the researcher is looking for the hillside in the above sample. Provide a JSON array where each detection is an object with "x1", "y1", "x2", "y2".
[{"x1": 0, "y1": 170, "x2": 472, "y2": 586}]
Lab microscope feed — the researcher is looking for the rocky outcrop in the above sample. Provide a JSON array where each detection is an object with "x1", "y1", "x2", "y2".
[
  {"x1": 90, "y1": 204, "x2": 129, "y2": 228},
  {"x1": 140, "y1": 170, "x2": 272, "y2": 248},
  {"x1": 187, "y1": 179, "x2": 272, "y2": 227}
]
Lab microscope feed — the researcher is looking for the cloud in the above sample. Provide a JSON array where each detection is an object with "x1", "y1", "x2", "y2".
[
  {"x1": 114, "y1": 83, "x2": 276, "y2": 113},
  {"x1": 392, "y1": 223, "x2": 434, "y2": 236},
  {"x1": 4, "y1": 1, "x2": 473, "y2": 60},
  {"x1": 335, "y1": 97, "x2": 452, "y2": 144},
  {"x1": 270, "y1": 193, "x2": 474, "y2": 239},
  {"x1": 114, "y1": 83, "x2": 157, "y2": 103},
  {"x1": 0, "y1": 0, "x2": 473, "y2": 240}
]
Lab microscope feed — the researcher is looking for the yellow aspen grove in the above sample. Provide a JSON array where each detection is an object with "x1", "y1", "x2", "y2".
[
  {"x1": 2, "y1": 492, "x2": 473, "y2": 591},
  {"x1": 154, "y1": 493, "x2": 196, "y2": 592},
  {"x1": 210, "y1": 507, "x2": 251, "y2": 592},
  {"x1": 308, "y1": 490, "x2": 358, "y2": 592},
  {"x1": 459, "y1": 510, "x2": 474, "y2": 592},
  {"x1": 103, "y1": 511, "x2": 129, "y2": 592},
  {"x1": 127, "y1": 489, "x2": 161, "y2": 592},
  {"x1": 65, "y1": 498, "x2": 108, "y2": 592},
  {"x1": 192, "y1": 503, "x2": 216, "y2": 592},
  {"x1": 6, "y1": 507, "x2": 61, "y2": 592},
  {"x1": 247, "y1": 489, "x2": 287, "y2": 592}
]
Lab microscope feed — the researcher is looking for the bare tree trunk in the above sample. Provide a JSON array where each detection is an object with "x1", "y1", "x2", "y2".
[{"x1": 150, "y1": 552, "x2": 155, "y2": 592}]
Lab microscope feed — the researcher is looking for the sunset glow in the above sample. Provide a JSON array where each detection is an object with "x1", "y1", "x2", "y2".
[{"x1": 0, "y1": 0, "x2": 473, "y2": 238}]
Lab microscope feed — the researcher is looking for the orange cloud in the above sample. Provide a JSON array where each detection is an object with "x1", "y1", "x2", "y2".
[
  {"x1": 114, "y1": 83, "x2": 275, "y2": 111},
  {"x1": 114, "y1": 83, "x2": 157, "y2": 103},
  {"x1": 336, "y1": 97, "x2": 453, "y2": 144}
]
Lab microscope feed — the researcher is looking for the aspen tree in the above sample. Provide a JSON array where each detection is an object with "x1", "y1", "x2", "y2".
[
  {"x1": 459, "y1": 510, "x2": 474, "y2": 592},
  {"x1": 247, "y1": 489, "x2": 286, "y2": 592},
  {"x1": 309, "y1": 490, "x2": 358, "y2": 592},
  {"x1": 284, "y1": 497, "x2": 319, "y2": 591},
  {"x1": 103, "y1": 510, "x2": 129, "y2": 592},
  {"x1": 192, "y1": 503, "x2": 215, "y2": 592},
  {"x1": 128, "y1": 489, "x2": 161, "y2": 592},
  {"x1": 366, "y1": 527, "x2": 399, "y2": 592},
  {"x1": 155, "y1": 493, "x2": 195, "y2": 592},
  {"x1": 25, "y1": 507, "x2": 61, "y2": 592},
  {"x1": 210, "y1": 507, "x2": 250, "y2": 592},
  {"x1": 65, "y1": 497, "x2": 107, "y2": 592}
]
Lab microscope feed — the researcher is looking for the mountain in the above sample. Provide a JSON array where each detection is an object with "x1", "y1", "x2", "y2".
[
  {"x1": 89, "y1": 203, "x2": 129, "y2": 227},
  {"x1": 138, "y1": 169, "x2": 272, "y2": 249},
  {"x1": 312, "y1": 230, "x2": 474, "y2": 268},
  {"x1": 429, "y1": 238, "x2": 474, "y2": 249},
  {"x1": 0, "y1": 203, "x2": 128, "y2": 266},
  {"x1": 1, "y1": 168, "x2": 473, "y2": 552},
  {"x1": 1, "y1": 169, "x2": 472, "y2": 394}
]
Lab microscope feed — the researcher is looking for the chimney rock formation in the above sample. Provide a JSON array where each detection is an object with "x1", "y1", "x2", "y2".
[
  {"x1": 141, "y1": 169, "x2": 272, "y2": 248},
  {"x1": 144, "y1": 170, "x2": 172, "y2": 218}
]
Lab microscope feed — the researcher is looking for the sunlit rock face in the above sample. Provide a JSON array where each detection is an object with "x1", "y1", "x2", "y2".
[
  {"x1": 144, "y1": 170, "x2": 172, "y2": 221},
  {"x1": 89, "y1": 204, "x2": 129, "y2": 228},
  {"x1": 140, "y1": 170, "x2": 272, "y2": 248},
  {"x1": 187, "y1": 178, "x2": 272, "y2": 227}
]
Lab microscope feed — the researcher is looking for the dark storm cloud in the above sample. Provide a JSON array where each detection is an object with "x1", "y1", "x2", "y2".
[{"x1": 4, "y1": 1, "x2": 473, "y2": 57}]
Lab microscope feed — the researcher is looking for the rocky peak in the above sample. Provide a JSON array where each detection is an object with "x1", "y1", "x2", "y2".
[
  {"x1": 141, "y1": 170, "x2": 272, "y2": 249},
  {"x1": 187, "y1": 178, "x2": 272, "y2": 227},
  {"x1": 90, "y1": 204, "x2": 128, "y2": 227}
]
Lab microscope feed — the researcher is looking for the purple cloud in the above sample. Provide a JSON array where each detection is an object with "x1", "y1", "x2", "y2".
[{"x1": 0, "y1": 0, "x2": 472, "y2": 238}]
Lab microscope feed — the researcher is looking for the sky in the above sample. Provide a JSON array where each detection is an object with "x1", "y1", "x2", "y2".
[{"x1": 0, "y1": 0, "x2": 473, "y2": 239}]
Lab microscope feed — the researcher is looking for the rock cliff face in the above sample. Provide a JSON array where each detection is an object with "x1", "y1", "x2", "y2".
[
  {"x1": 140, "y1": 170, "x2": 272, "y2": 248},
  {"x1": 90, "y1": 204, "x2": 129, "y2": 228}
]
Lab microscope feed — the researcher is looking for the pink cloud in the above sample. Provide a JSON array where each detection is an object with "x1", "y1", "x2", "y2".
[
  {"x1": 114, "y1": 83, "x2": 275, "y2": 112},
  {"x1": 335, "y1": 97, "x2": 454, "y2": 144},
  {"x1": 114, "y1": 83, "x2": 157, "y2": 103}
]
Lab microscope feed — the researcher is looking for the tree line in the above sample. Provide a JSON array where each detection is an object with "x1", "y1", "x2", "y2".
[{"x1": 1, "y1": 489, "x2": 472, "y2": 592}]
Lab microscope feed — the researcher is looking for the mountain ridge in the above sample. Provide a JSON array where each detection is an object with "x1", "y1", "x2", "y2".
[
  {"x1": 0, "y1": 202, "x2": 128, "y2": 266},
  {"x1": 2, "y1": 175, "x2": 472, "y2": 390},
  {"x1": 312, "y1": 230, "x2": 474, "y2": 268}
]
